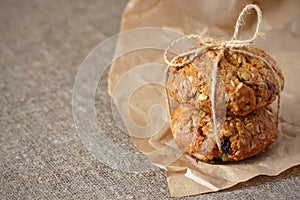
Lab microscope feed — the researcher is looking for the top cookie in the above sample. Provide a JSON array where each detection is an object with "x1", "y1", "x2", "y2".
[{"x1": 166, "y1": 47, "x2": 284, "y2": 116}]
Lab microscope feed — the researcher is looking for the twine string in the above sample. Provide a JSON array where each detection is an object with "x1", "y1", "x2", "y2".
[
  {"x1": 164, "y1": 4, "x2": 281, "y2": 153},
  {"x1": 231, "y1": 4, "x2": 262, "y2": 42},
  {"x1": 210, "y1": 51, "x2": 224, "y2": 151},
  {"x1": 164, "y1": 4, "x2": 263, "y2": 67}
]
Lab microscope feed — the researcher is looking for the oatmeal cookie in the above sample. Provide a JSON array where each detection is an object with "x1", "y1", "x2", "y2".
[
  {"x1": 170, "y1": 105, "x2": 278, "y2": 163},
  {"x1": 167, "y1": 47, "x2": 284, "y2": 116}
]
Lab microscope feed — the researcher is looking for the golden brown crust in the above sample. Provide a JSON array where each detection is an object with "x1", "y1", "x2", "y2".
[
  {"x1": 167, "y1": 47, "x2": 284, "y2": 116},
  {"x1": 171, "y1": 106, "x2": 278, "y2": 163}
]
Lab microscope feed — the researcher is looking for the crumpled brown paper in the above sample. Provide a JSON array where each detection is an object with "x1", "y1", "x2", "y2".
[{"x1": 108, "y1": 0, "x2": 300, "y2": 197}]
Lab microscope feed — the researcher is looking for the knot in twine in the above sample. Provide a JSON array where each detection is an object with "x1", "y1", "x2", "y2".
[
  {"x1": 164, "y1": 4, "x2": 281, "y2": 153},
  {"x1": 164, "y1": 4, "x2": 263, "y2": 67}
]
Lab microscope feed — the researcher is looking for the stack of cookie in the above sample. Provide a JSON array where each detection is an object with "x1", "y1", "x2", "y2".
[{"x1": 167, "y1": 47, "x2": 284, "y2": 163}]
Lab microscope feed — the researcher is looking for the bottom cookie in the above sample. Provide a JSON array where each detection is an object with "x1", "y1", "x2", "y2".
[{"x1": 170, "y1": 106, "x2": 278, "y2": 163}]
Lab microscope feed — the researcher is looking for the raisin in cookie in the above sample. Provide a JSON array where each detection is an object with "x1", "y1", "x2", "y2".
[
  {"x1": 170, "y1": 105, "x2": 278, "y2": 163},
  {"x1": 167, "y1": 47, "x2": 284, "y2": 116}
]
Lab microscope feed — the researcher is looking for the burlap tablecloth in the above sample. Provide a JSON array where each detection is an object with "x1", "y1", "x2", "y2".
[{"x1": 0, "y1": 0, "x2": 299, "y2": 199}]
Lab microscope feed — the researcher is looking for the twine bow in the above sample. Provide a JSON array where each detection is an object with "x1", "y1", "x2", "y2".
[
  {"x1": 164, "y1": 4, "x2": 281, "y2": 153},
  {"x1": 164, "y1": 4, "x2": 263, "y2": 67}
]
